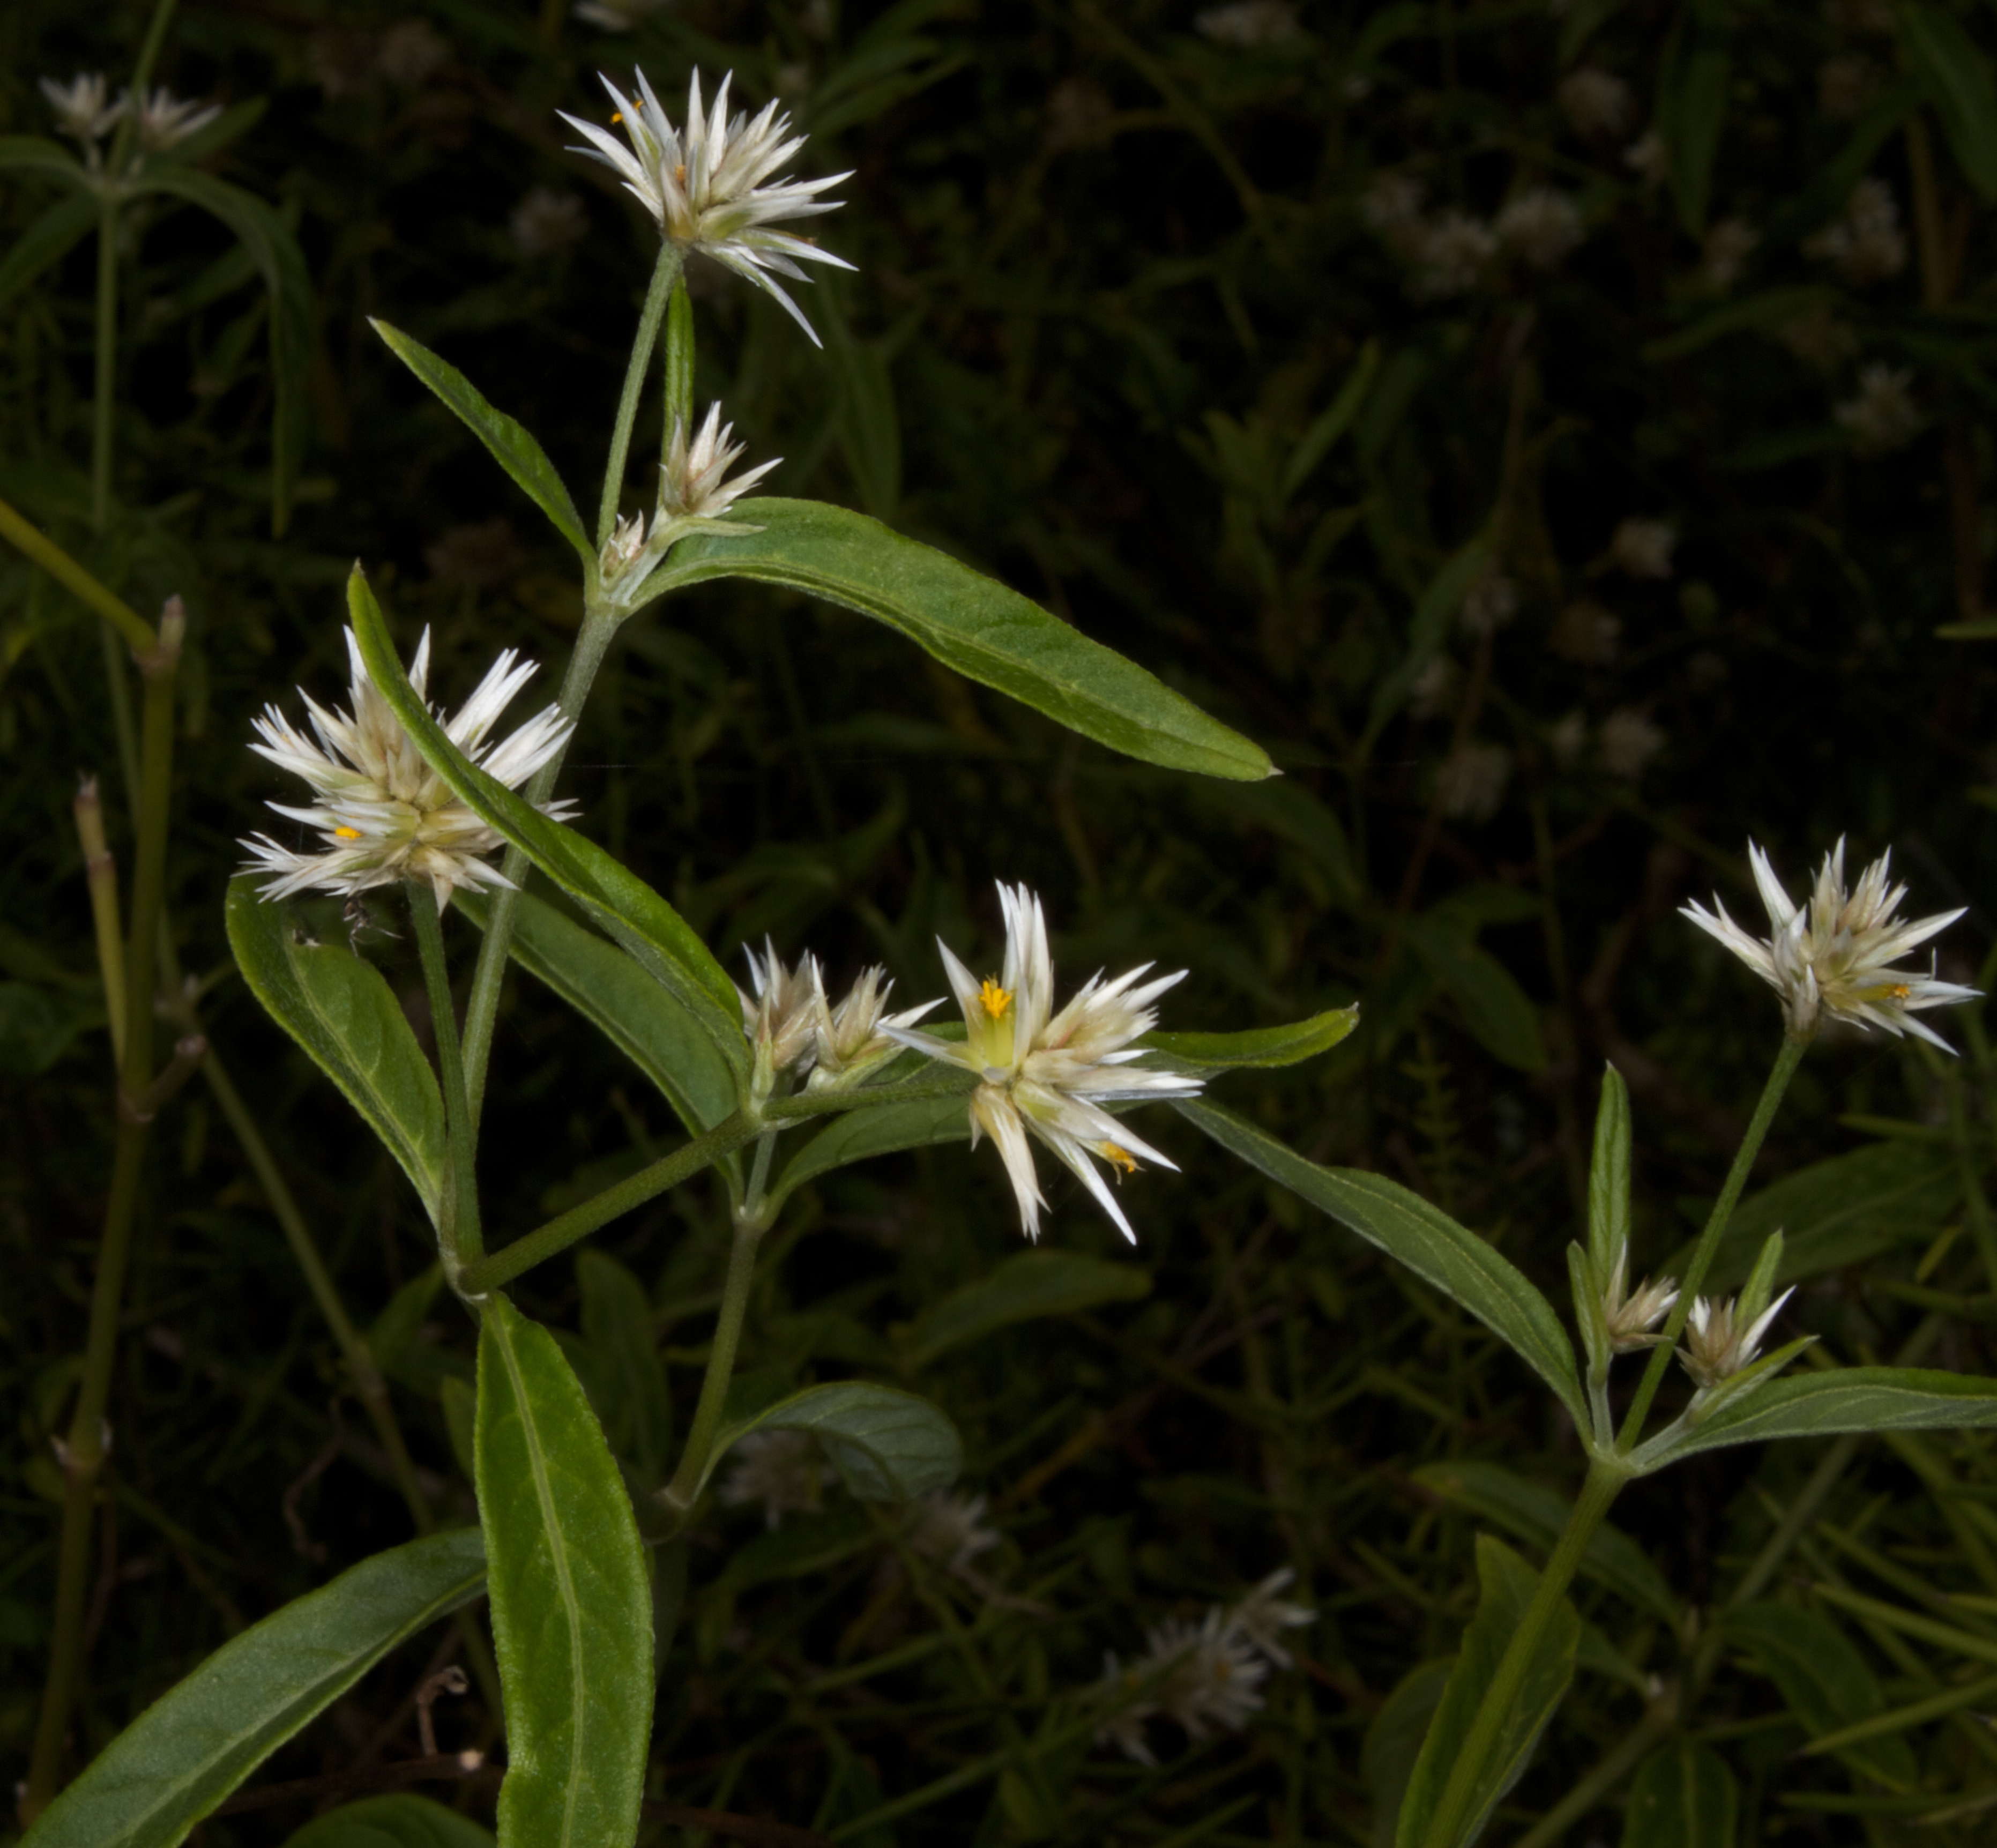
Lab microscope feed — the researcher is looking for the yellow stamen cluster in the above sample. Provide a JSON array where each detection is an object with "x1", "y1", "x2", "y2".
[
  {"x1": 979, "y1": 978, "x2": 1012, "y2": 1018},
  {"x1": 1098, "y1": 1142, "x2": 1138, "y2": 1175},
  {"x1": 333, "y1": 825, "x2": 362, "y2": 840}
]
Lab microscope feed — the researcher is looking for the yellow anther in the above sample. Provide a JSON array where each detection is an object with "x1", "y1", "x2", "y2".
[
  {"x1": 333, "y1": 825, "x2": 362, "y2": 840},
  {"x1": 1098, "y1": 1142, "x2": 1138, "y2": 1176},
  {"x1": 1888, "y1": 983, "x2": 1912, "y2": 1000},
  {"x1": 979, "y1": 978, "x2": 1012, "y2": 1018}
]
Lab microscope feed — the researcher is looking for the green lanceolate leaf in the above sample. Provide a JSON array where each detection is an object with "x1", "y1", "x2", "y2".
[
  {"x1": 1178, "y1": 1098, "x2": 1586, "y2": 1425},
  {"x1": 476, "y1": 1294, "x2": 652, "y2": 1848},
  {"x1": 461, "y1": 889, "x2": 737, "y2": 1134},
  {"x1": 903, "y1": 1249, "x2": 1152, "y2": 1370},
  {"x1": 279, "y1": 1795, "x2": 498, "y2": 1848},
  {"x1": 1139, "y1": 1004, "x2": 1360, "y2": 1073},
  {"x1": 137, "y1": 168, "x2": 311, "y2": 533},
  {"x1": 225, "y1": 875, "x2": 447, "y2": 1225},
  {"x1": 20, "y1": 1530, "x2": 486, "y2": 1848},
  {"x1": 1678, "y1": 1138, "x2": 1957, "y2": 1293},
  {"x1": 1725, "y1": 1601, "x2": 1916, "y2": 1789},
  {"x1": 371, "y1": 320, "x2": 593, "y2": 563},
  {"x1": 709, "y1": 1381, "x2": 963, "y2": 1503},
  {"x1": 1365, "y1": 1661, "x2": 1456, "y2": 1848},
  {"x1": 767, "y1": 1084, "x2": 975, "y2": 1212},
  {"x1": 1407, "y1": 919, "x2": 1547, "y2": 1075},
  {"x1": 1620, "y1": 1739, "x2": 1738, "y2": 1848},
  {"x1": 1588, "y1": 1065, "x2": 1631, "y2": 1271},
  {"x1": 345, "y1": 569, "x2": 748, "y2": 1083},
  {"x1": 0, "y1": 135, "x2": 92, "y2": 192},
  {"x1": 0, "y1": 193, "x2": 95, "y2": 314},
  {"x1": 1899, "y1": 3, "x2": 1997, "y2": 201},
  {"x1": 1362, "y1": 540, "x2": 1491, "y2": 752},
  {"x1": 1641, "y1": 1367, "x2": 1997, "y2": 1467},
  {"x1": 1394, "y1": 1535, "x2": 1580, "y2": 1848},
  {"x1": 650, "y1": 498, "x2": 1273, "y2": 781},
  {"x1": 1656, "y1": 0, "x2": 1730, "y2": 235},
  {"x1": 1411, "y1": 1462, "x2": 1675, "y2": 1622}
]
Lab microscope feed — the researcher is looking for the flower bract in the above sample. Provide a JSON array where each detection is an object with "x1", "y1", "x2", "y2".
[
  {"x1": 1682, "y1": 838, "x2": 1978, "y2": 1049},
  {"x1": 242, "y1": 627, "x2": 574, "y2": 911},
  {"x1": 884, "y1": 883, "x2": 1203, "y2": 1242},
  {"x1": 560, "y1": 68, "x2": 852, "y2": 342},
  {"x1": 1679, "y1": 1287, "x2": 1794, "y2": 1391}
]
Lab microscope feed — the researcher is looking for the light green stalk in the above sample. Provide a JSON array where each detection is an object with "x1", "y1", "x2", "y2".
[
  {"x1": 1616, "y1": 1033, "x2": 1807, "y2": 1446},
  {"x1": 23, "y1": 607, "x2": 181, "y2": 1822},
  {"x1": 408, "y1": 883, "x2": 484, "y2": 1287}
]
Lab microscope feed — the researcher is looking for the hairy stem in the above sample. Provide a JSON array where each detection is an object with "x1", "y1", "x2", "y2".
[
  {"x1": 408, "y1": 883, "x2": 484, "y2": 1283},
  {"x1": 595, "y1": 242, "x2": 684, "y2": 550},
  {"x1": 73, "y1": 778, "x2": 127, "y2": 1065},
  {"x1": 658, "y1": 1214, "x2": 769, "y2": 1518},
  {"x1": 1419, "y1": 1461, "x2": 1625, "y2": 1848},
  {"x1": 1616, "y1": 1032, "x2": 1806, "y2": 1447},
  {"x1": 458, "y1": 1110, "x2": 762, "y2": 1296},
  {"x1": 456, "y1": 600, "x2": 621, "y2": 1123},
  {"x1": 23, "y1": 612, "x2": 181, "y2": 1821}
]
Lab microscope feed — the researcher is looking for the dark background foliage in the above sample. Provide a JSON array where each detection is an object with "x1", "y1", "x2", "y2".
[{"x1": 6, "y1": 0, "x2": 1997, "y2": 1840}]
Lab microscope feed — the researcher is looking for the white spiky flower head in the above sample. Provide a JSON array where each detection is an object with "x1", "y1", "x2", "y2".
[
  {"x1": 243, "y1": 628, "x2": 575, "y2": 912},
  {"x1": 808, "y1": 965, "x2": 940, "y2": 1090},
  {"x1": 1600, "y1": 1241, "x2": 1679, "y2": 1353},
  {"x1": 41, "y1": 73, "x2": 123, "y2": 147},
  {"x1": 1682, "y1": 839, "x2": 1978, "y2": 1049},
  {"x1": 123, "y1": 86, "x2": 222, "y2": 153},
  {"x1": 560, "y1": 69, "x2": 853, "y2": 344},
  {"x1": 740, "y1": 940, "x2": 823, "y2": 1098},
  {"x1": 599, "y1": 401, "x2": 781, "y2": 597},
  {"x1": 906, "y1": 1491, "x2": 1001, "y2": 1578},
  {"x1": 883, "y1": 883, "x2": 1203, "y2": 1243},
  {"x1": 1226, "y1": 1568, "x2": 1316, "y2": 1670},
  {"x1": 1679, "y1": 1286, "x2": 1794, "y2": 1390}
]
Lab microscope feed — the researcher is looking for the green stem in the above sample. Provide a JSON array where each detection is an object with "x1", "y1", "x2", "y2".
[
  {"x1": 457, "y1": 601, "x2": 621, "y2": 1124},
  {"x1": 662, "y1": 278, "x2": 694, "y2": 465},
  {"x1": 22, "y1": 613, "x2": 180, "y2": 1822},
  {"x1": 658, "y1": 1214, "x2": 768, "y2": 1517},
  {"x1": 458, "y1": 1110, "x2": 761, "y2": 1296},
  {"x1": 0, "y1": 495, "x2": 154, "y2": 654},
  {"x1": 92, "y1": 200, "x2": 142, "y2": 811},
  {"x1": 408, "y1": 883, "x2": 483, "y2": 1281},
  {"x1": 73, "y1": 777, "x2": 127, "y2": 1067},
  {"x1": 1615, "y1": 1033, "x2": 1806, "y2": 1448},
  {"x1": 595, "y1": 242, "x2": 684, "y2": 552},
  {"x1": 1419, "y1": 1461, "x2": 1626, "y2": 1848}
]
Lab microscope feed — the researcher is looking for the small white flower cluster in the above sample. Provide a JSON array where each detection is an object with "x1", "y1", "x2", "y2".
[
  {"x1": 1804, "y1": 177, "x2": 1906, "y2": 285},
  {"x1": 1544, "y1": 708, "x2": 1666, "y2": 779},
  {"x1": 884, "y1": 884, "x2": 1204, "y2": 1244},
  {"x1": 1679, "y1": 1287, "x2": 1792, "y2": 1391},
  {"x1": 1701, "y1": 217, "x2": 1759, "y2": 293},
  {"x1": 717, "y1": 1429, "x2": 831, "y2": 1527},
  {"x1": 510, "y1": 186, "x2": 588, "y2": 257},
  {"x1": 1095, "y1": 1570, "x2": 1315, "y2": 1766},
  {"x1": 1608, "y1": 517, "x2": 1676, "y2": 580},
  {"x1": 1459, "y1": 571, "x2": 1518, "y2": 638},
  {"x1": 1683, "y1": 838, "x2": 1978, "y2": 1049},
  {"x1": 1435, "y1": 742, "x2": 1511, "y2": 822},
  {"x1": 40, "y1": 73, "x2": 221, "y2": 163},
  {"x1": 1557, "y1": 67, "x2": 1634, "y2": 140},
  {"x1": 1836, "y1": 362, "x2": 1921, "y2": 454},
  {"x1": 905, "y1": 1491, "x2": 1002, "y2": 1580},
  {"x1": 600, "y1": 402, "x2": 781, "y2": 597},
  {"x1": 562, "y1": 69, "x2": 852, "y2": 342},
  {"x1": 1194, "y1": 2, "x2": 1302, "y2": 48},
  {"x1": 573, "y1": 0, "x2": 669, "y2": 28},
  {"x1": 739, "y1": 942, "x2": 940, "y2": 1103},
  {"x1": 242, "y1": 628, "x2": 575, "y2": 910},
  {"x1": 1362, "y1": 173, "x2": 1584, "y2": 297}
]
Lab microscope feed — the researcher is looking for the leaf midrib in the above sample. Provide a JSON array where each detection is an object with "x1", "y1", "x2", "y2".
[{"x1": 494, "y1": 1310, "x2": 590, "y2": 1848}]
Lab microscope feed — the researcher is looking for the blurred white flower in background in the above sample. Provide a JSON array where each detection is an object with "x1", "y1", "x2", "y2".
[
  {"x1": 1558, "y1": 67, "x2": 1634, "y2": 139},
  {"x1": 1495, "y1": 188, "x2": 1584, "y2": 270},
  {"x1": 40, "y1": 73, "x2": 123, "y2": 148},
  {"x1": 1195, "y1": 2, "x2": 1302, "y2": 47},
  {"x1": 510, "y1": 186, "x2": 588, "y2": 257},
  {"x1": 1804, "y1": 177, "x2": 1906, "y2": 284},
  {"x1": 718, "y1": 1429, "x2": 830, "y2": 1527},
  {"x1": 1598, "y1": 707, "x2": 1665, "y2": 780},
  {"x1": 1435, "y1": 742, "x2": 1511, "y2": 822},
  {"x1": 1701, "y1": 217, "x2": 1759, "y2": 292},
  {"x1": 1836, "y1": 362, "x2": 1921, "y2": 454},
  {"x1": 1609, "y1": 517, "x2": 1676, "y2": 580}
]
